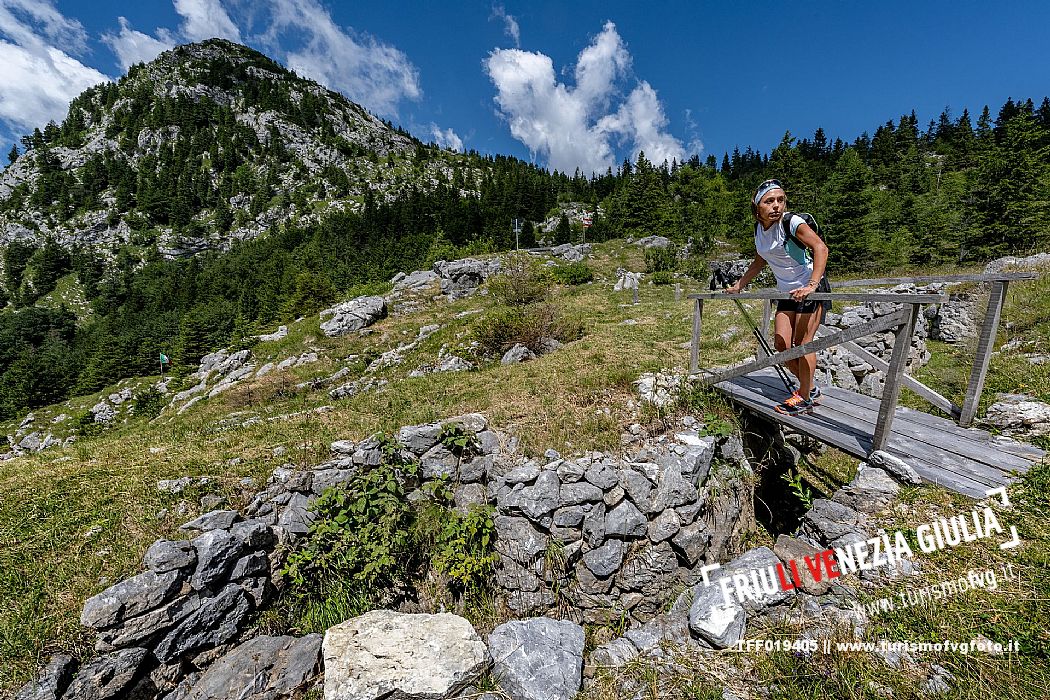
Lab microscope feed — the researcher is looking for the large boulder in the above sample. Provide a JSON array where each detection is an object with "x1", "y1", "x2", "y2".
[
  {"x1": 323, "y1": 611, "x2": 488, "y2": 700},
  {"x1": 319, "y1": 296, "x2": 387, "y2": 337},
  {"x1": 488, "y1": 617, "x2": 584, "y2": 700}
]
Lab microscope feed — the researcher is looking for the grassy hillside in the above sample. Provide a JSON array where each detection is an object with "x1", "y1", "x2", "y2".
[{"x1": 1, "y1": 241, "x2": 1047, "y2": 697}]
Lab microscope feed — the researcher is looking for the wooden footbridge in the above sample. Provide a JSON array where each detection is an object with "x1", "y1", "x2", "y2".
[{"x1": 689, "y1": 272, "x2": 1045, "y2": 498}]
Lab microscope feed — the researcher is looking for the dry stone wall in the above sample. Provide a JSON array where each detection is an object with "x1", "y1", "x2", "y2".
[{"x1": 18, "y1": 412, "x2": 756, "y2": 700}]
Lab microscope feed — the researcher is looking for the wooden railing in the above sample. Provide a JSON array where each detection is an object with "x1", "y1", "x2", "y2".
[{"x1": 688, "y1": 271, "x2": 1039, "y2": 450}]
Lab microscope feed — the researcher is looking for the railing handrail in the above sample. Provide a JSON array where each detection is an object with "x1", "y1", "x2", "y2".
[
  {"x1": 829, "y1": 271, "x2": 1038, "y2": 287},
  {"x1": 688, "y1": 291, "x2": 947, "y2": 304}
]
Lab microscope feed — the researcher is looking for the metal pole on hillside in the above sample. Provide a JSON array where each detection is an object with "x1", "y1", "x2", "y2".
[{"x1": 513, "y1": 218, "x2": 521, "y2": 251}]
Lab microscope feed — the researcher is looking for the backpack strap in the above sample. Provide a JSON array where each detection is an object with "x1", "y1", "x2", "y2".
[{"x1": 781, "y1": 211, "x2": 803, "y2": 248}]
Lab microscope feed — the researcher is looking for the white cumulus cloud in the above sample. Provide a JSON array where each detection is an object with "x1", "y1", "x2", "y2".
[
  {"x1": 99, "y1": 0, "x2": 421, "y2": 118},
  {"x1": 485, "y1": 21, "x2": 683, "y2": 174},
  {"x1": 173, "y1": 0, "x2": 240, "y2": 43},
  {"x1": 0, "y1": 0, "x2": 110, "y2": 134},
  {"x1": 430, "y1": 124, "x2": 463, "y2": 151},
  {"x1": 102, "y1": 16, "x2": 175, "y2": 70},
  {"x1": 491, "y1": 4, "x2": 520, "y2": 47},
  {"x1": 257, "y1": 0, "x2": 421, "y2": 117}
]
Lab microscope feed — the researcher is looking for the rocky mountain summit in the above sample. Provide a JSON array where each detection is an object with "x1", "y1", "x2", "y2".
[{"x1": 0, "y1": 39, "x2": 475, "y2": 257}]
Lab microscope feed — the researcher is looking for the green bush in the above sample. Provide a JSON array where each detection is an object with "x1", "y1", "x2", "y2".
[
  {"x1": 472, "y1": 304, "x2": 583, "y2": 357},
  {"x1": 650, "y1": 270, "x2": 674, "y2": 285},
  {"x1": 133, "y1": 387, "x2": 164, "y2": 420},
  {"x1": 487, "y1": 254, "x2": 551, "y2": 307},
  {"x1": 644, "y1": 246, "x2": 677, "y2": 273},
  {"x1": 550, "y1": 261, "x2": 593, "y2": 285},
  {"x1": 282, "y1": 454, "x2": 419, "y2": 600}
]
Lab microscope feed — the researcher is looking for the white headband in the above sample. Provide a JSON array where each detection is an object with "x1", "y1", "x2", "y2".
[{"x1": 753, "y1": 181, "x2": 784, "y2": 205}]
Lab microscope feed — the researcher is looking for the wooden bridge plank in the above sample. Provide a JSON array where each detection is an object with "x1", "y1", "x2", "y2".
[
  {"x1": 715, "y1": 375, "x2": 999, "y2": 495},
  {"x1": 741, "y1": 372, "x2": 1034, "y2": 473},
  {"x1": 689, "y1": 291, "x2": 947, "y2": 304},
  {"x1": 819, "y1": 377, "x2": 1044, "y2": 461},
  {"x1": 732, "y1": 375, "x2": 1016, "y2": 488}
]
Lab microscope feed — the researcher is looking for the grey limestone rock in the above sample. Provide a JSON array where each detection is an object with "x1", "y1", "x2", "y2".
[
  {"x1": 190, "y1": 529, "x2": 247, "y2": 591},
  {"x1": 605, "y1": 500, "x2": 647, "y2": 537},
  {"x1": 648, "y1": 509, "x2": 682, "y2": 543},
  {"x1": 153, "y1": 585, "x2": 252, "y2": 663},
  {"x1": 801, "y1": 499, "x2": 869, "y2": 546},
  {"x1": 323, "y1": 611, "x2": 488, "y2": 700},
  {"x1": 584, "y1": 462, "x2": 619, "y2": 489},
  {"x1": 582, "y1": 539, "x2": 624, "y2": 578},
  {"x1": 419, "y1": 443, "x2": 458, "y2": 479},
  {"x1": 182, "y1": 634, "x2": 322, "y2": 700},
  {"x1": 396, "y1": 421, "x2": 443, "y2": 455},
  {"x1": 179, "y1": 510, "x2": 242, "y2": 533},
  {"x1": 670, "y1": 521, "x2": 710, "y2": 568},
  {"x1": 13, "y1": 654, "x2": 74, "y2": 700},
  {"x1": 559, "y1": 481, "x2": 603, "y2": 506},
  {"x1": 689, "y1": 583, "x2": 746, "y2": 649},
  {"x1": 494, "y1": 516, "x2": 548, "y2": 564},
  {"x1": 319, "y1": 296, "x2": 387, "y2": 337},
  {"x1": 501, "y1": 343, "x2": 536, "y2": 364},
  {"x1": 833, "y1": 467, "x2": 900, "y2": 514},
  {"x1": 615, "y1": 541, "x2": 678, "y2": 598},
  {"x1": 94, "y1": 594, "x2": 201, "y2": 652},
  {"x1": 63, "y1": 647, "x2": 148, "y2": 700},
  {"x1": 867, "y1": 450, "x2": 923, "y2": 485},
  {"x1": 489, "y1": 617, "x2": 584, "y2": 700},
  {"x1": 773, "y1": 535, "x2": 832, "y2": 595},
  {"x1": 517, "y1": 470, "x2": 560, "y2": 520},
  {"x1": 81, "y1": 570, "x2": 184, "y2": 630},
  {"x1": 143, "y1": 540, "x2": 197, "y2": 573}
]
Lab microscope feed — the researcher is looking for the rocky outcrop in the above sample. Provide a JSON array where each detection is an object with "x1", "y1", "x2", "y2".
[
  {"x1": 433, "y1": 258, "x2": 502, "y2": 299},
  {"x1": 181, "y1": 635, "x2": 322, "y2": 699},
  {"x1": 319, "y1": 296, "x2": 387, "y2": 337},
  {"x1": 818, "y1": 285, "x2": 933, "y2": 397},
  {"x1": 927, "y1": 292, "x2": 977, "y2": 343}
]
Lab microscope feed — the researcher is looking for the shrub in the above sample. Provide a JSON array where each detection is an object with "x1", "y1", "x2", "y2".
[
  {"x1": 644, "y1": 246, "x2": 677, "y2": 273},
  {"x1": 282, "y1": 457, "x2": 419, "y2": 600},
  {"x1": 487, "y1": 253, "x2": 551, "y2": 307},
  {"x1": 472, "y1": 303, "x2": 583, "y2": 357},
  {"x1": 650, "y1": 270, "x2": 674, "y2": 285},
  {"x1": 133, "y1": 387, "x2": 164, "y2": 420},
  {"x1": 550, "y1": 261, "x2": 593, "y2": 285}
]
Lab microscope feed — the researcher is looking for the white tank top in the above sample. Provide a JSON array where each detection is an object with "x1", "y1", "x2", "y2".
[{"x1": 755, "y1": 214, "x2": 813, "y2": 292}]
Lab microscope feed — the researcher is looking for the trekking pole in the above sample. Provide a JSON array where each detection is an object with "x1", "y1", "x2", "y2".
[
  {"x1": 728, "y1": 296, "x2": 796, "y2": 394},
  {"x1": 709, "y1": 270, "x2": 795, "y2": 394}
]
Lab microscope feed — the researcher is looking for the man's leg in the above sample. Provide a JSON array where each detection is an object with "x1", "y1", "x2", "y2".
[
  {"x1": 774, "y1": 310, "x2": 800, "y2": 383},
  {"x1": 793, "y1": 309, "x2": 823, "y2": 398}
]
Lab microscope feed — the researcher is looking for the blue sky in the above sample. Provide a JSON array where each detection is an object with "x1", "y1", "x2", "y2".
[{"x1": 1, "y1": 1, "x2": 1048, "y2": 174}]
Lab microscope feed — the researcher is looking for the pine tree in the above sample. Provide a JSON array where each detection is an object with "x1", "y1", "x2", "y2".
[{"x1": 7, "y1": 144, "x2": 17, "y2": 165}]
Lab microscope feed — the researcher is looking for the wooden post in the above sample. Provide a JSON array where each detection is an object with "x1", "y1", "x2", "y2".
[
  {"x1": 758, "y1": 299, "x2": 773, "y2": 358},
  {"x1": 690, "y1": 298, "x2": 704, "y2": 374},
  {"x1": 674, "y1": 283, "x2": 681, "y2": 302},
  {"x1": 959, "y1": 281, "x2": 1009, "y2": 427},
  {"x1": 632, "y1": 284, "x2": 639, "y2": 305},
  {"x1": 872, "y1": 304, "x2": 919, "y2": 452}
]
